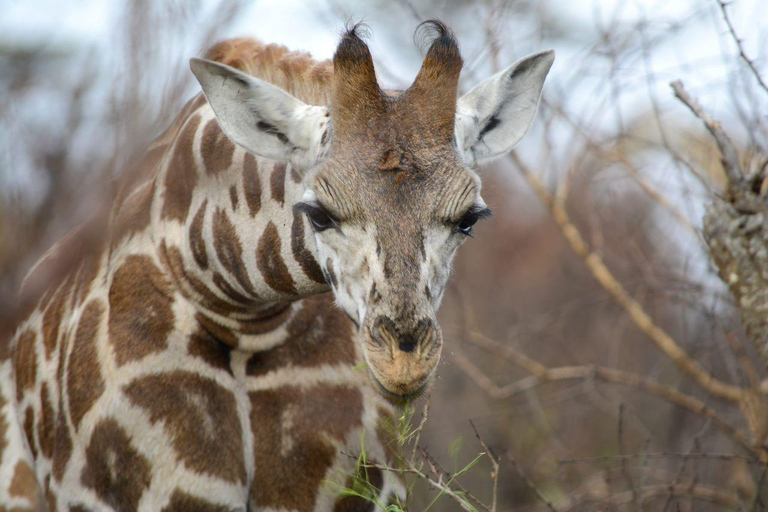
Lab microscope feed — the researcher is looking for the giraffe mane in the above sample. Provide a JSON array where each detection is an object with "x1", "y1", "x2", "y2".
[{"x1": 204, "y1": 38, "x2": 333, "y2": 106}]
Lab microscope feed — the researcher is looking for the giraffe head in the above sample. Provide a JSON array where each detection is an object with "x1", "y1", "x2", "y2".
[{"x1": 191, "y1": 22, "x2": 553, "y2": 400}]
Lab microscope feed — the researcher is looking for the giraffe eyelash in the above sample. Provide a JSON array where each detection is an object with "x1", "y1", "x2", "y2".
[
  {"x1": 294, "y1": 202, "x2": 338, "y2": 232},
  {"x1": 455, "y1": 206, "x2": 492, "y2": 237}
]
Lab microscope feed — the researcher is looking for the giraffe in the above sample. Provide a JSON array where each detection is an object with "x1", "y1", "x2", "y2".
[{"x1": 0, "y1": 21, "x2": 553, "y2": 511}]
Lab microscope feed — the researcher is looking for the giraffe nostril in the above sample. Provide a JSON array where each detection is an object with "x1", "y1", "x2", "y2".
[{"x1": 398, "y1": 337, "x2": 416, "y2": 353}]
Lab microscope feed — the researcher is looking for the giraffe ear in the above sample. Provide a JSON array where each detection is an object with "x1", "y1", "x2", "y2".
[
  {"x1": 190, "y1": 58, "x2": 330, "y2": 170},
  {"x1": 455, "y1": 50, "x2": 554, "y2": 165}
]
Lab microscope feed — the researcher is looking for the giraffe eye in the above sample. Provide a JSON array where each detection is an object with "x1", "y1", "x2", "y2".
[
  {"x1": 456, "y1": 206, "x2": 492, "y2": 236},
  {"x1": 295, "y1": 202, "x2": 335, "y2": 232}
]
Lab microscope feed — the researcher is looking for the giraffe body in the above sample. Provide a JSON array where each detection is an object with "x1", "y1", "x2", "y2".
[{"x1": 1, "y1": 24, "x2": 554, "y2": 511}]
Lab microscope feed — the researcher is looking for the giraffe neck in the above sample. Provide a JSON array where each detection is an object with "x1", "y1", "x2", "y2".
[{"x1": 110, "y1": 97, "x2": 330, "y2": 344}]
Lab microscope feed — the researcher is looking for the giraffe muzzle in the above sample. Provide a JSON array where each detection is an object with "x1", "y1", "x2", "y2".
[{"x1": 363, "y1": 316, "x2": 443, "y2": 401}]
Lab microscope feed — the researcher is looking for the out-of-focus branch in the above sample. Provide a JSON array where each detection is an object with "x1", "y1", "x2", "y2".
[
  {"x1": 546, "y1": 99, "x2": 705, "y2": 240},
  {"x1": 560, "y1": 452, "x2": 760, "y2": 465},
  {"x1": 508, "y1": 151, "x2": 744, "y2": 403},
  {"x1": 556, "y1": 483, "x2": 742, "y2": 511},
  {"x1": 452, "y1": 348, "x2": 755, "y2": 457},
  {"x1": 670, "y1": 81, "x2": 747, "y2": 198},
  {"x1": 716, "y1": 0, "x2": 768, "y2": 97}
]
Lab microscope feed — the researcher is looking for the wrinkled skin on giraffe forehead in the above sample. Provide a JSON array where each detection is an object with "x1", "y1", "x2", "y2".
[{"x1": 193, "y1": 20, "x2": 555, "y2": 399}]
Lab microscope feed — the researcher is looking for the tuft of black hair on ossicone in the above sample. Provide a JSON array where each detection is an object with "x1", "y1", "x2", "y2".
[
  {"x1": 414, "y1": 20, "x2": 460, "y2": 57},
  {"x1": 341, "y1": 20, "x2": 371, "y2": 43},
  {"x1": 334, "y1": 20, "x2": 373, "y2": 64}
]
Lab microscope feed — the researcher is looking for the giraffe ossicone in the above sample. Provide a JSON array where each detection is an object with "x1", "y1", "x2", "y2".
[{"x1": 2, "y1": 21, "x2": 553, "y2": 511}]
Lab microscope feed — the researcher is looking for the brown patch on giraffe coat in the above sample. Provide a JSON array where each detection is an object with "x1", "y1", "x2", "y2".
[
  {"x1": 108, "y1": 255, "x2": 174, "y2": 366},
  {"x1": 123, "y1": 145, "x2": 167, "y2": 190},
  {"x1": 124, "y1": 371, "x2": 246, "y2": 484},
  {"x1": 174, "y1": 94, "x2": 207, "y2": 131},
  {"x1": 189, "y1": 200, "x2": 209, "y2": 270},
  {"x1": 161, "y1": 490, "x2": 230, "y2": 512},
  {"x1": 290, "y1": 166, "x2": 302, "y2": 184},
  {"x1": 111, "y1": 180, "x2": 154, "y2": 247},
  {"x1": 52, "y1": 397, "x2": 73, "y2": 482},
  {"x1": 201, "y1": 119, "x2": 235, "y2": 175},
  {"x1": 256, "y1": 222, "x2": 296, "y2": 295},
  {"x1": 290, "y1": 214, "x2": 326, "y2": 284},
  {"x1": 229, "y1": 185, "x2": 239, "y2": 210},
  {"x1": 194, "y1": 313, "x2": 238, "y2": 348},
  {"x1": 37, "y1": 382, "x2": 55, "y2": 458},
  {"x1": 212, "y1": 272, "x2": 255, "y2": 305},
  {"x1": 246, "y1": 295, "x2": 355, "y2": 377},
  {"x1": 42, "y1": 284, "x2": 68, "y2": 359},
  {"x1": 71, "y1": 254, "x2": 101, "y2": 307},
  {"x1": 242, "y1": 153, "x2": 262, "y2": 217},
  {"x1": 159, "y1": 243, "x2": 250, "y2": 316},
  {"x1": 162, "y1": 115, "x2": 202, "y2": 223},
  {"x1": 270, "y1": 163, "x2": 286, "y2": 206},
  {"x1": 212, "y1": 208, "x2": 257, "y2": 298},
  {"x1": 249, "y1": 384, "x2": 364, "y2": 510},
  {"x1": 67, "y1": 300, "x2": 105, "y2": 428},
  {"x1": 46, "y1": 485, "x2": 58, "y2": 512},
  {"x1": 13, "y1": 329, "x2": 37, "y2": 403},
  {"x1": 188, "y1": 323, "x2": 233, "y2": 375},
  {"x1": 232, "y1": 302, "x2": 293, "y2": 337},
  {"x1": 8, "y1": 460, "x2": 39, "y2": 499},
  {"x1": 81, "y1": 418, "x2": 151, "y2": 512},
  {"x1": 23, "y1": 407, "x2": 35, "y2": 459}
]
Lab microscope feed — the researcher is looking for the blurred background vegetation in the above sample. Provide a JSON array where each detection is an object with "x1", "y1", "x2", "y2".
[{"x1": 2, "y1": 0, "x2": 767, "y2": 509}]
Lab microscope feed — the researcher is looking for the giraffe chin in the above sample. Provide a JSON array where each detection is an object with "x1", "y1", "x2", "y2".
[{"x1": 367, "y1": 368, "x2": 435, "y2": 405}]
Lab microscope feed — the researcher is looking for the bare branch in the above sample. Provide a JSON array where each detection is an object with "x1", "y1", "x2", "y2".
[
  {"x1": 670, "y1": 80, "x2": 745, "y2": 192},
  {"x1": 509, "y1": 151, "x2": 745, "y2": 403},
  {"x1": 453, "y1": 348, "x2": 756, "y2": 457}
]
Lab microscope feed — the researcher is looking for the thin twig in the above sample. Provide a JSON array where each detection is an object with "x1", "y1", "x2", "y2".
[
  {"x1": 716, "y1": 0, "x2": 768, "y2": 97},
  {"x1": 469, "y1": 421, "x2": 500, "y2": 512},
  {"x1": 357, "y1": 458, "x2": 481, "y2": 512},
  {"x1": 419, "y1": 447, "x2": 490, "y2": 512},
  {"x1": 409, "y1": 396, "x2": 431, "y2": 465},
  {"x1": 505, "y1": 450, "x2": 558, "y2": 512}
]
